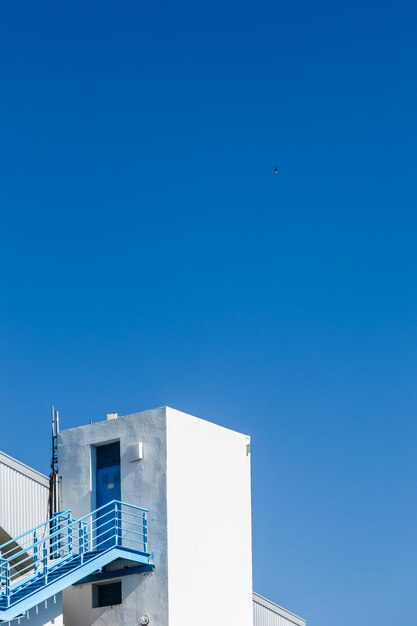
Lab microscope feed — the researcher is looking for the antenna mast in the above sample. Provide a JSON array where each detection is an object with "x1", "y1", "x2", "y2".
[{"x1": 48, "y1": 405, "x2": 60, "y2": 519}]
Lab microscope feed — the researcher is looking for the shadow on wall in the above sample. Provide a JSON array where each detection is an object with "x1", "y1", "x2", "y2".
[{"x1": 8, "y1": 594, "x2": 63, "y2": 626}]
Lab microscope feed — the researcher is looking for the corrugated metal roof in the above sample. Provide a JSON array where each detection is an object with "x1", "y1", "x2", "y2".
[{"x1": 253, "y1": 592, "x2": 306, "y2": 626}]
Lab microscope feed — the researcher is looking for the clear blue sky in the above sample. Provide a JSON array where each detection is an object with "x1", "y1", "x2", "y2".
[{"x1": 1, "y1": 1, "x2": 416, "y2": 624}]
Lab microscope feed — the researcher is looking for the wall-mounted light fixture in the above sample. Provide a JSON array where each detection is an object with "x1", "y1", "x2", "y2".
[{"x1": 128, "y1": 442, "x2": 144, "y2": 462}]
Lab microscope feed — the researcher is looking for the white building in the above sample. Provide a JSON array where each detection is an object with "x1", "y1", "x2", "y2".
[{"x1": 0, "y1": 406, "x2": 306, "y2": 626}]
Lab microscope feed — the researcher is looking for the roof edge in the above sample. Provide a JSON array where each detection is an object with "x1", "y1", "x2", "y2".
[
  {"x1": 253, "y1": 592, "x2": 306, "y2": 626},
  {"x1": 0, "y1": 451, "x2": 49, "y2": 488}
]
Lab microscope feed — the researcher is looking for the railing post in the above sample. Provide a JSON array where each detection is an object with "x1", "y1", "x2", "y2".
[
  {"x1": 115, "y1": 502, "x2": 119, "y2": 547},
  {"x1": 83, "y1": 521, "x2": 89, "y2": 553},
  {"x1": 79, "y1": 522, "x2": 84, "y2": 564},
  {"x1": 33, "y1": 530, "x2": 38, "y2": 573},
  {"x1": 143, "y1": 512, "x2": 148, "y2": 553},
  {"x1": 5, "y1": 560, "x2": 10, "y2": 608},
  {"x1": 68, "y1": 514, "x2": 73, "y2": 556},
  {"x1": 50, "y1": 515, "x2": 57, "y2": 559},
  {"x1": 43, "y1": 542, "x2": 48, "y2": 585},
  {"x1": 0, "y1": 553, "x2": 4, "y2": 604}
]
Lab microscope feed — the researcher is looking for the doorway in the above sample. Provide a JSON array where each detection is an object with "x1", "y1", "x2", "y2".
[{"x1": 95, "y1": 441, "x2": 121, "y2": 550}]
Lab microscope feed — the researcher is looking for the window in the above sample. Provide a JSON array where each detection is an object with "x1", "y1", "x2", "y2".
[{"x1": 92, "y1": 581, "x2": 122, "y2": 608}]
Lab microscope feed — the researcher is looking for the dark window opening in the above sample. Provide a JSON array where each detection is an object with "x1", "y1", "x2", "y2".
[
  {"x1": 96, "y1": 441, "x2": 120, "y2": 469},
  {"x1": 92, "y1": 581, "x2": 122, "y2": 608}
]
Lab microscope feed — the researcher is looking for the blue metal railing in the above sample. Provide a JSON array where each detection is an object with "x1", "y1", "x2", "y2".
[{"x1": 0, "y1": 501, "x2": 148, "y2": 609}]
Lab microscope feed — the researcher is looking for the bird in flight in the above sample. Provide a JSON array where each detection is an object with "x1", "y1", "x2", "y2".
[{"x1": 273, "y1": 166, "x2": 279, "y2": 174}]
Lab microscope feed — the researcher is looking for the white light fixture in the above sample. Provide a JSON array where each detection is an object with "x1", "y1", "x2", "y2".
[{"x1": 128, "y1": 442, "x2": 144, "y2": 462}]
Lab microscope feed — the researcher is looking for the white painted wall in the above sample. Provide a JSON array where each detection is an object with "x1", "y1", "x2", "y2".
[
  {"x1": 166, "y1": 408, "x2": 253, "y2": 626},
  {"x1": 58, "y1": 407, "x2": 253, "y2": 626}
]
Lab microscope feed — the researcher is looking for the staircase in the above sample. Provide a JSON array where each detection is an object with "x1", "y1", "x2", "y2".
[{"x1": 0, "y1": 500, "x2": 152, "y2": 622}]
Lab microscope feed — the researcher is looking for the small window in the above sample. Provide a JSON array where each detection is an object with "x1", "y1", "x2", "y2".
[{"x1": 92, "y1": 581, "x2": 122, "y2": 608}]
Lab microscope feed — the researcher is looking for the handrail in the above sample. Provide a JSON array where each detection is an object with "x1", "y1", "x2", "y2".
[
  {"x1": 0, "y1": 515, "x2": 76, "y2": 563},
  {"x1": 76, "y1": 500, "x2": 148, "y2": 523},
  {"x1": 0, "y1": 500, "x2": 149, "y2": 610},
  {"x1": 0, "y1": 503, "x2": 146, "y2": 564},
  {"x1": 0, "y1": 509, "x2": 73, "y2": 554}
]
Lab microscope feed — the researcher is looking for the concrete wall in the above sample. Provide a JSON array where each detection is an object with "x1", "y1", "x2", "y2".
[
  {"x1": 58, "y1": 407, "x2": 169, "y2": 626},
  {"x1": 5, "y1": 594, "x2": 63, "y2": 626},
  {"x1": 58, "y1": 406, "x2": 254, "y2": 626},
  {"x1": 166, "y1": 407, "x2": 253, "y2": 626}
]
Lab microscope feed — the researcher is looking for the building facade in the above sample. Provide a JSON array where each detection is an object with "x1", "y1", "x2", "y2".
[{"x1": 0, "y1": 406, "x2": 306, "y2": 626}]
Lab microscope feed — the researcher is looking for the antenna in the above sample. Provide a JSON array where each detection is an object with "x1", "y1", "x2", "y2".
[{"x1": 48, "y1": 405, "x2": 60, "y2": 519}]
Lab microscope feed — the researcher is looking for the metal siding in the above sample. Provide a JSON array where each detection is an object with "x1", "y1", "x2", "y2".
[
  {"x1": 0, "y1": 458, "x2": 49, "y2": 540},
  {"x1": 254, "y1": 602, "x2": 300, "y2": 626},
  {"x1": 253, "y1": 597, "x2": 306, "y2": 626}
]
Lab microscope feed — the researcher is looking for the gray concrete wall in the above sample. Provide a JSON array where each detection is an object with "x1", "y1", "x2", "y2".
[
  {"x1": 5, "y1": 594, "x2": 63, "y2": 626},
  {"x1": 58, "y1": 407, "x2": 168, "y2": 626}
]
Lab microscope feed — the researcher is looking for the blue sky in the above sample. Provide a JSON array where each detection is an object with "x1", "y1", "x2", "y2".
[{"x1": 1, "y1": 1, "x2": 417, "y2": 624}]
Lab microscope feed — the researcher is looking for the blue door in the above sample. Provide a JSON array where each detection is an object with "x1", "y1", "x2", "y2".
[{"x1": 96, "y1": 442, "x2": 121, "y2": 550}]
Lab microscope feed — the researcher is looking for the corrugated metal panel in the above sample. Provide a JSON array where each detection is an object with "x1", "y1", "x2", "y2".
[
  {"x1": 254, "y1": 601, "x2": 297, "y2": 626},
  {"x1": 253, "y1": 593, "x2": 306, "y2": 626},
  {"x1": 0, "y1": 454, "x2": 49, "y2": 541}
]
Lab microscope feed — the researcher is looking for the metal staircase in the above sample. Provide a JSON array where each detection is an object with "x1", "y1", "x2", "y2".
[{"x1": 0, "y1": 500, "x2": 152, "y2": 622}]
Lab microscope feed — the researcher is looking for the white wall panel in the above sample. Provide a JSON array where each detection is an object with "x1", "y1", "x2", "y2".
[
  {"x1": 0, "y1": 452, "x2": 49, "y2": 540},
  {"x1": 167, "y1": 408, "x2": 253, "y2": 626}
]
